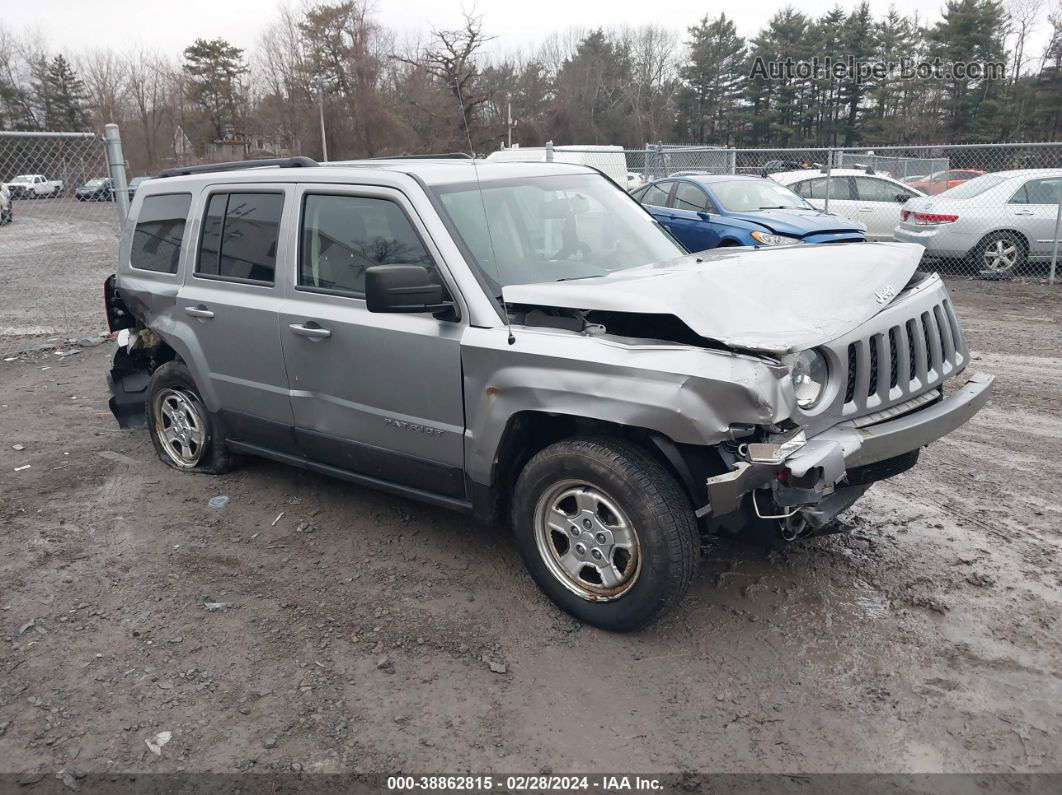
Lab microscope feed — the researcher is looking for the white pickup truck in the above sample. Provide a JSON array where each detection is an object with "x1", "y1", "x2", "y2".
[{"x1": 4, "y1": 174, "x2": 63, "y2": 199}]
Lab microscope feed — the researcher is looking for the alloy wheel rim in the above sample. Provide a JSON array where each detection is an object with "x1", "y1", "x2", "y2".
[
  {"x1": 983, "y1": 238, "x2": 1018, "y2": 272},
  {"x1": 153, "y1": 388, "x2": 206, "y2": 468},
  {"x1": 534, "y1": 480, "x2": 641, "y2": 601}
]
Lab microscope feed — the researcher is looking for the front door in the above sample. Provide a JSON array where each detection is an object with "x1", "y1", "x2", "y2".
[
  {"x1": 668, "y1": 182, "x2": 722, "y2": 252},
  {"x1": 278, "y1": 185, "x2": 466, "y2": 498},
  {"x1": 1008, "y1": 176, "x2": 1062, "y2": 258},
  {"x1": 176, "y1": 184, "x2": 297, "y2": 451},
  {"x1": 851, "y1": 176, "x2": 918, "y2": 240}
]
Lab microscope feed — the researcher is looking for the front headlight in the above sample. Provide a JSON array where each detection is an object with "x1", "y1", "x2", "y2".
[
  {"x1": 792, "y1": 349, "x2": 828, "y2": 408},
  {"x1": 750, "y1": 230, "x2": 798, "y2": 246}
]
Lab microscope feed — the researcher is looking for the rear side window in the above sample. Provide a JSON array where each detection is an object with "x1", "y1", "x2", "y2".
[
  {"x1": 197, "y1": 192, "x2": 284, "y2": 284},
  {"x1": 130, "y1": 193, "x2": 192, "y2": 274},
  {"x1": 639, "y1": 183, "x2": 670, "y2": 207},
  {"x1": 1009, "y1": 177, "x2": 1062, "y2": 205},
  {"x1": 299, "y1": 194, "x2": 435, "y2": 295}
]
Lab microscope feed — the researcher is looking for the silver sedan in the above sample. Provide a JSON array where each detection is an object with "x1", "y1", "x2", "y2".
[{"x1": 893, "y1": 169, "x2": 1062, "y2": 277}]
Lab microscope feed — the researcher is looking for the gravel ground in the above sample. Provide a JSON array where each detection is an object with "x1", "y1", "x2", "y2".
[
  {"x1": 0, "y1": 276, "x2": 1060, "y2": 779},
  {"x1": 0, "y1": 197, "x2": 118, "y2": 343}
]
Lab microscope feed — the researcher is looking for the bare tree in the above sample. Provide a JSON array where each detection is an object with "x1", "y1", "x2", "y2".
[
  {"x1": 81, "y1": 49, "x2": 127, "y2": 130},
  {"x1": 392, "y1": 11, "x2": 495, "y2": 149},
  {"x1": 126, "y1": 50, "x2": 172, "y2": 173}
]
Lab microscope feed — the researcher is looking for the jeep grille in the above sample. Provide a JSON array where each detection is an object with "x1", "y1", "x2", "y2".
[{"x1": 839, "y1": 296, "x2": 965, "y2": 416}]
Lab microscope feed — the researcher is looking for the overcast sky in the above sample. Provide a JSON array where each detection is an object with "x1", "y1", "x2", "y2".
[{"x1": 5, "y1": 0, "x2": 1053, "y2": 66}]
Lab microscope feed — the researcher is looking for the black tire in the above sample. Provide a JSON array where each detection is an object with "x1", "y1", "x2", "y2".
[
  {"x1": 146, "y1": 361, "x2": 237, "y2": 474},
  {"x1": 974, "y1": 231, "x2": 1026, "y2": 278},
  {"x1": 512, "y1": 437, "x2": 699, "y2": 632}
]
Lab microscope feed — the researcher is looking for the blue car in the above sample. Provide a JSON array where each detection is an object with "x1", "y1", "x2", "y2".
[{"x1": 631, "y1": 174, "x2": 866, "y2": 252}]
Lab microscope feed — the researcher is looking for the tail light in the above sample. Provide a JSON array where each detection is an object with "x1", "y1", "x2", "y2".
[{"x1": 905, "y1": 211, "x2": 959, "y2": 225}]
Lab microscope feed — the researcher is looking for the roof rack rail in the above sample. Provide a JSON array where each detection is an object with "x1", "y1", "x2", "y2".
[
  {"x1": 157, "y1": 156, "x2": 319, "y2": 179},
  {"x1": 368, "y1": 153, "x2": 473, "y2": 160}
]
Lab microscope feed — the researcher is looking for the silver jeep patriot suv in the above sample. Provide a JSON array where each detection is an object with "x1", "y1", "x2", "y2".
[{"x1": 104, "y1": 156, "x2": 993, "y2": 631}]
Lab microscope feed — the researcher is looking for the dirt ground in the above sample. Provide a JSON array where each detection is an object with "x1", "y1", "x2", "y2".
[{"x1": 1, "y1": 275, "x2": 1061, "y2": 780}]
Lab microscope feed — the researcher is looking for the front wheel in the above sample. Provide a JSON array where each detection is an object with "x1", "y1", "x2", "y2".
[
  {"x1": 512, "y1": 438, "x2": 699, "y2": 631},
  {"x1": 146, "y1": 361, "x2": 237, "y2": 474}
]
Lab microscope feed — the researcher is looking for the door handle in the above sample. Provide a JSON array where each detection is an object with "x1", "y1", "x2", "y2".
[
  {"x1": 1013, "y1": 210, "x2": 1034, "y2": 216},
  {"x1": 288, "y1": 322, "x2": 331, "y2": 340},
  {"x1": 184, "y1": 305, "x2": 214, "y2": 319}
]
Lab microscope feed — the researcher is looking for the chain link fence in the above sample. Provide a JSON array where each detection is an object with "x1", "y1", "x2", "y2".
[
  {"x1": 520, "y1": 141, "x2": 1062, "y2": 282},
  {"x1": 0, "y1": 131, "x2": 123, "y2": 346}
]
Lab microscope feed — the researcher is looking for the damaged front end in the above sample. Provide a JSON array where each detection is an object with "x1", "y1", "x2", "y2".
[{"x1": 705, "y1": 370, "x2": 993, "y2": 538}]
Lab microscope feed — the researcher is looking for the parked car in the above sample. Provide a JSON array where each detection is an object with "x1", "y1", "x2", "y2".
[
  {"x1": 631, "y1": 174, "x2": 866, "y2": 251},
  {"x1": 905, "y1": 169, "x2": 986, "y2": 195},
  {"x1": 127, "y1": 176, "x2": 152, "y2": 201},
  {"x1": 104, "y1": 156, "x2": 992, "y2": 631},
  {"x1": 760, "y1": 158, "x2": 821, "y2": 176},
  {"x1": 4, "y1": 174, "x2": 63, "y2": 199},
  {"x1": 0, "y1": 182, "x2": 11, "y2": 225},
  {"x1": 625, "y1": 172, "x2": 647, "y2": 192},
  {"x1": 771, "y1": 168, "x2": 925, "y2": 241},
  {"x1": 487, "y1": 144, "x2": 629, "y2": 186},
  {"x1": 76, "y1": 177, "x2": 115, "y2": 201},
  {"x1": 894, "y1": 169, "x2": 1062, "y2": 277}
]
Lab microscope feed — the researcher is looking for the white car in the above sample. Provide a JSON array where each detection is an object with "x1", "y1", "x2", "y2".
[
  {"x1": 4, "y1": 174, "x2": 63, "y2": 199},
  {"x1": 1, "y1": 182, "x2": 11, "y2": 225},
  {"x1": 770, "y1": 168, "x2": 925, "y2": 241}
]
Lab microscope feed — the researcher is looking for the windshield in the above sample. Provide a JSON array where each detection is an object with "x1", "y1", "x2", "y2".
[
  {"x1": 432, "y1": 173, "x2": 685, "y2": 291},
  {"x1": 711, "y1": 179, "x2": 811, "y2": 212},
  {"x1": 941, "y1": 174, "x2": 1008, "y2": 199}
]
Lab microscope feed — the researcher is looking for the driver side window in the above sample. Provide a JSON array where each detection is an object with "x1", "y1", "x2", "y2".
[{"x1": 298, "y1": 194, "x2": 435, "y2": 296}]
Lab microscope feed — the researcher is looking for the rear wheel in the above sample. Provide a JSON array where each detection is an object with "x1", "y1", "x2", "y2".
[
  {"x1": 975, "y1": 231, "x2": 1025, "y2": 278},
  {"x1": 146, "y1": 361, "x2": 237, "y2": 474},
  {"x1": 512, "y1": 437, "x2": 699, "y2": 631}
]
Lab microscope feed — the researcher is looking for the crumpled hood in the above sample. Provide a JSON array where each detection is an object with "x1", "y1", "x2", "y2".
[
  {"x1": 724, "y1": 207, "x2": 867, "y2": 236},
  {"x1": 503, "y1": 242, "x2": 923, "y2": 354}
]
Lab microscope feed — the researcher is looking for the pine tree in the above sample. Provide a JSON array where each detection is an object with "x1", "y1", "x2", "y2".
[
  {"x1": 675, "y1": 14, "x2": 746, "y2": 145},
  {"x1": 182, "y1": 38, "x2": 248, "y2": 140},
  {"x1": 41, "y1": 55, "x2": 90, "y2": 131},
  {"x1": 930, "y1": 0, "x2": 1008, "y2": 141}
]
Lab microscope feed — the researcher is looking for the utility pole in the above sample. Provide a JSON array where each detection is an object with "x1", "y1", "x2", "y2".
[
  {"x1": 507, "y1": 99, "x2": 512, "y2": 149},
  {"x1": 318, "y1": 86, "x2": 329, "y2": 162}
]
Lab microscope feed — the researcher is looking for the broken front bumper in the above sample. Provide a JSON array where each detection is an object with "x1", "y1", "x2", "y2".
[{"x1": 705, "y1": 371, "x2": 994, "y2": 523}]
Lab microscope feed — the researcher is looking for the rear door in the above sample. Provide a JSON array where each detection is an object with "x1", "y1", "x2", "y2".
[
  {"x1": 1007, "y1": 176, "x2": 1062, "y2": 258},
  {"x1": 277, "y1": 184, "x2": 466, "y2": 498},
  {"x1": 176, "y1": 184, "x2": 297, "y2": 451}
]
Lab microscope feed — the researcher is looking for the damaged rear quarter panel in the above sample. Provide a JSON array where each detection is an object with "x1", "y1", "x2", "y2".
[{"x1": 460, "y1": 325, "x2": 795, "y2": 486}]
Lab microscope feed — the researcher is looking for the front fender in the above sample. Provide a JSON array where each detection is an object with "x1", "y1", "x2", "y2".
[{"x1": 461, "y1": 326, "x2": 794, "y2": 486}]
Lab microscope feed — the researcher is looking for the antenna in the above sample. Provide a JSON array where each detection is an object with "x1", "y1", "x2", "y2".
[{"x1": 454, "y1": 78, "x2": 515, "y2": 346}]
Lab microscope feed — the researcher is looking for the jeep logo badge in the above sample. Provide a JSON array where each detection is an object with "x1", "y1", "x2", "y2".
[{"x1": 875, "y1": 285, "x2": 896, "y2": 304}]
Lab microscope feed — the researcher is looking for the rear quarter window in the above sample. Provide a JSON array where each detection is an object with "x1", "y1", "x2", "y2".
[{"x1": 130, "y1": 193, "x2": 192, "y2": 274}]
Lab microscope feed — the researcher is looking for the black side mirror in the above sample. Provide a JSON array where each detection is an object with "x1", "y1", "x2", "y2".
[
  {"x1": 896, "y1": 193, "x2": 911, "y2": 203},
  {"x1": 365, "y1": 265, "x2": 453, "y2": 315},
  {"x1": 697, "y1": 211, "x2": 712, "y2": 221}
]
